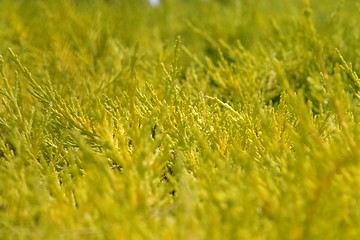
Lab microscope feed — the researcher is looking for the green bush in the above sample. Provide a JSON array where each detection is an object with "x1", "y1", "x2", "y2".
[{"x1": 0, "y1": 0, "x2": 359, "y2": 239}]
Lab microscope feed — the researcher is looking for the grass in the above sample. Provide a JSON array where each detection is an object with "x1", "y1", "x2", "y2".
[{"x1": 0, "y1": 0, "x2": 360, "y2": 239}]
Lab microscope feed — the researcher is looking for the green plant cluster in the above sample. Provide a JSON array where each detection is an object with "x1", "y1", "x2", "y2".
[{"x1": 0, "y1": 0, "x2": 360, "y2": 239}]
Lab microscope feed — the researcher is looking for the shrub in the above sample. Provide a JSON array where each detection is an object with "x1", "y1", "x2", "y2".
[{"x1": 0, "y1": 0, "x2": 359, "y2": 239}]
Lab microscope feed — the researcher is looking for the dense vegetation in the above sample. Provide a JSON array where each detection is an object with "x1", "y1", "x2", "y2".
[{"x1": 1, "y1": 0, "x2": 360, "y2": 239}]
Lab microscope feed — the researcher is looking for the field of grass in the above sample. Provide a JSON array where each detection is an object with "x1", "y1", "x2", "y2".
[{"x1": 1, "y1": 0, "x2": 360, "y2": 239}]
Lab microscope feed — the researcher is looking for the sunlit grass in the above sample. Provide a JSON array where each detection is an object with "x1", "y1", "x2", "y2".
[{"x1": 0, "y1": 0, "x2": 360, "y2": 239}]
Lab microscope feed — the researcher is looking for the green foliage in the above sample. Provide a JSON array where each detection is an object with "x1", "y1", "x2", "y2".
[{"x1": 0, "y1": 0, "x2": 360, "y2": 239}]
